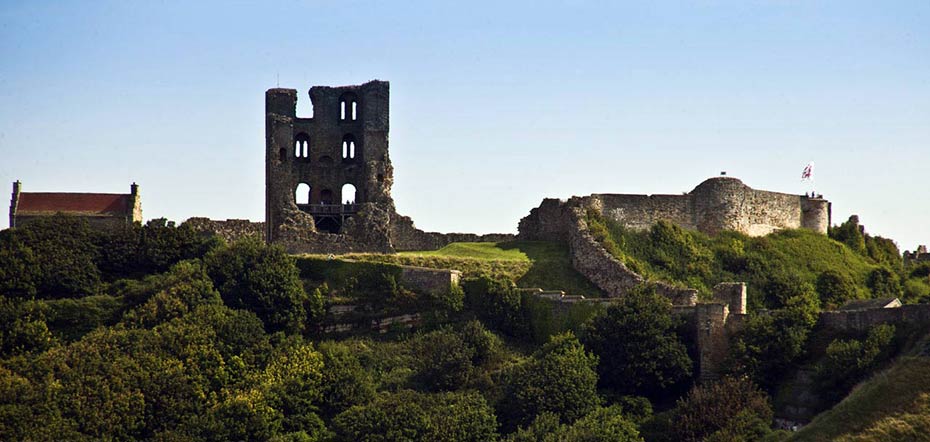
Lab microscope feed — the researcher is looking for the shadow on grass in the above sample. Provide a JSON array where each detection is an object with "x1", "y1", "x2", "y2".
[{"x1": 498, "y1": 240, "x2": 604, "y2": 297}]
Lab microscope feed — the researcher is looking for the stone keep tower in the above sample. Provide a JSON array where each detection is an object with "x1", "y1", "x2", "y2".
[{"x1": 265, "y1": 80, "x2": 393, "y2": 240}]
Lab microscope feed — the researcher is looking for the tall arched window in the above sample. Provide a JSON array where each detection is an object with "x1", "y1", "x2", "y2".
[
  {"x1": 295, "y1": 183, "x2": 311, "y2": 205},
  {"x1": 294, "y1": 133, "x2": 310, "y2": 158},
  {"x1": 341, "y1": 183, "x2": 357, "y2": 205},
  {"x1": 339, "y1": 93, "x2": 358, "y2": 121},
  {"x1": 342, "y1": 134, "x2": 357, "y2": 160}
]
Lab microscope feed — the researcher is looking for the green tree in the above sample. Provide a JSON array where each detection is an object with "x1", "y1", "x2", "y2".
[
  {"x1": 816, "y1": 270, "x2": 857, "y2": 309},
  {"x1": 816, "y1": 324, "x2": 896, "y2": 403},
  {"x1": 332, "y1": 390, "x2": 498, "y2": 442},
  {"x1": 463, "y1": 276, "x2": 529, "y2": 338},
  {"x1": 0, "y1": 231, "x2": 40, "y2": 298},
  {"x1": 16, "y1": 215, "x2": 102, "y2": 298},
  {"x1": 548, "y1": 405, "x2": 643, "y2": 442},
  {"x1": 205, "y1": 238, "x2": 315, "y2": 334},
  {"x1": 413, "y1": 328, "x2": 476, "y2": 391},
  {"x1": 318, "y1": 341, "x2": 376, "y2": 418},
  {"x1": 671, "y1": 376, "x2": 773, "y2": 442},
  {"x1": 730, "y1": 295, "x2": 818, "y2": 390},
  {"x1": 580, "y1": 286, "x2": 692, "y2": 398},
  {"x1": 866, "y1": 267, "x2": 902, "y2": 298},
  {"x1": 0, "y1": 296, "x2": 54, "y2": 357},
  {"x1": 500, "y1": 332, "x2": 600, "y2": 429}
]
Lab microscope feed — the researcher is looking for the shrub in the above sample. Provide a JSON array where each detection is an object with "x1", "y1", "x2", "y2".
[
  {"x1": 499, "y1": 332, "x2": 600, "y2": 429},
  {"x1": 205, "y1": 239, "x2": 312, "y2": 334},
  {"x1": 580, "y1": 286, "x2": 692, "y2": 399},
  {"x1": 672, "y1": 376, "x2": 773, "y2": 442}
]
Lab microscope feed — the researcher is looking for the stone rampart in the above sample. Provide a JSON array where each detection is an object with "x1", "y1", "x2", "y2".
[
  {"x1": 400, "y1": 266, "x2": 462, "y2": 296},
  {"x1": 389, "y1": 212, "x2": 513, "y2": 251},
  {"x1": 566, "y1": 205, "x2": 645, "y2": 297},
  {"x1": 819, "y1": 304, "x2": 930, "y2": 331},
  {"x1": 183, "y1": 217, "x2": 265, "y2": 242}
]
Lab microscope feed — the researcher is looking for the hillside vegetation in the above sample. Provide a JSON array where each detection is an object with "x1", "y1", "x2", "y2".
[
  {"x1": 790, "y1": 350, "x2": 930, "y2": 441},
  {"x1": 345, "y1": 241, "x2": 604, "y2": 298},
  {"x1": 585, "y1": 209, "x2": 927, "y2": 309},
  {"x1": 2, "y1": 215, "x2": 929, "y2": 441}
]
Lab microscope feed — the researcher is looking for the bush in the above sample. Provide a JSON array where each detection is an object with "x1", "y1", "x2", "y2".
[
  {"x1": 866, "y1": 267, "x2": 902, "y2": 298},
  {"x1": 580, "y1": 286, "x2": 692, "y2": 399},
  {"x1": 463, "y1": 276, "x2": 530, "y2": 338},
  {"x1": 816, "y1": 270, "x2": 857, "y2": 309},
  {"x1": 332, "y1": 390, "x2": 498, "y2": 442},
  {"x1": 499, "y1": 332, "x2": 600, "y2": 429},
  {"x1": 672, "y1": 376, "x2": 773, "y2": 442},
  {"x1": 730, "y1": 295, "x2": 819, "y2": 390},
  {"x1": 205, "y1": 239, "x2": 314, "y2": 334},
  {"x1": 816, "y1": 324, "x2": 896, "y2": 403}
]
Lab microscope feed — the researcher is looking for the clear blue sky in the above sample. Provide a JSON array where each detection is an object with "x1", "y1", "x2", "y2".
[{"x1": 1, "y1": 1, "x2": 928, "y2": 250}]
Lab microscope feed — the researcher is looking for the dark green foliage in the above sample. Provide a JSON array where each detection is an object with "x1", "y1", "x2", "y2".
[
  {"x1": 585, "y1": 210, "x2": 891, "y2": 310},
  {"x1": 507, "y1": 406, "x2": 644, "y2": 442},
  {"x1": 671, "y1": 376, "x2": 773, "y2": 442},
  {"x1": 205, "y1": 239, "x2": 315, "y2": 334},
  {"x1": 548, "y1": 405, "x2": 643, "y2": 442},
  {"x1": 0, "y1": 231, "x2": 40, "y2": 298},
  {"x1": 580, "y1": 286, "x2": 692, "y2": 399},
  {"x1": 41, "y1": 294, "x2": 124, "y2": 341},
  {"x1": 318, "y1": 341, "x2": 376, "y2": 418},
  {"x1": 412, "y1": 321, "x2": 503, "y2": 392},
  {"x1": 463, "y1": 276, "x2": 530, "y2": 338},
  {"x1": 0, "y1": 296, "x2": 53, "y2": 357},
  {"x1": 121, "y1": 260, "x2": 223, "y2": 329},
  {"x1": 816, "y1": 270, "x2": 858, "y2": 309},
  {"x1": 332, "y1": 389, "x2": 498, "y2": 442},
  {"x1": 14, "y1": 216, "x2": 102, "y2": 298},
  {"x1": 815, "y1": 324, "x2": 896, "y2": 404},
  {"x1": 866, "y1": 267, "x2": 902, "y2": 298},
  {"x1": 413, "y1": 328, "x2": 475, "y2": 391},
  {"x1": 730, "y1": 296, "x2": 819, "y2": 390},
  {"x1": 829, "y1": 217, "x2": 867, "y2": 255},
  {"x1": 499, "y1": 332, "x2": 600, "y2": 429}
]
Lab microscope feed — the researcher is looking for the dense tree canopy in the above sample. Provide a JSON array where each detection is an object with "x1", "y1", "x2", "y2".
[{"x1": 580, "y1": 286, "x2": 692, "y2": 399}]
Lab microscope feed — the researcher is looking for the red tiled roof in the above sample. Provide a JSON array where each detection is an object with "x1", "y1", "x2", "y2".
[{"x1": 16, "y1": 192, "x2": 131, "y2": 216}]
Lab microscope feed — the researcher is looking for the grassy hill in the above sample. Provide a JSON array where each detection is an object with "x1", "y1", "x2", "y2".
[
  {"x1": 789, "y1": 351, "x2": 930, "y2": 441},
  {"x1": 586, "y1": 211, "x2": 887, "y2": 307},
  {"x1": 343, "y1": 241, "x2": 604, "y2": 298}
]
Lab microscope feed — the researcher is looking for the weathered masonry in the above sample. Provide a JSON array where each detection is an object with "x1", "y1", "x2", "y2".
[
  {"x1": 520, "y1": 176, "x2": 831, "y2": 240},
  {"x1": 9, "y1": 181, "x2": 142, "y2": 229},
  {"x1": 261, "y1": 80, "x2": 510, "y2": 253}
]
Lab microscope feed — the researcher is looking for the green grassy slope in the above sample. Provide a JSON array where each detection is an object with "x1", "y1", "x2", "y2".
[
  {"x1": 789, "y1": 354, "x2": 930, "y2": 442},
  {"x1": 588, "y1": 211, "x2": 883, "y2": 306},
  {"x1": 346, "y1": 241, "x2": 604, "y2": 297}
]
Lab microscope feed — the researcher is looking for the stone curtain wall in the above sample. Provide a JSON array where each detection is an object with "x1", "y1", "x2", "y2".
[
  {"x1": 566, "y1": 205, "x2": 646, "y2": 297},
  {"x1": 400, "y1": 266, "x2": 462, "y2": 296},
  {"x1": 182, "y1": 217, "x2": 266, "y2": 242},
  {"x1": 592, "y1": 177, "x2": 829, "y2": 237},
  {"x1": 598, "y1": 193, "x2": 694, "y2": 232},
  {"x1": 819, "y1": 304, "x2": 930, "y2": 331},
  {"x1": 390, "y1": 212, "x2": 514, "y2": 252}
]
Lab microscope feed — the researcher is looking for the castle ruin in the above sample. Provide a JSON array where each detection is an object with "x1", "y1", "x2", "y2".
[{"x1": 261, "y1": 80, "x2": 510, "y2": 254}]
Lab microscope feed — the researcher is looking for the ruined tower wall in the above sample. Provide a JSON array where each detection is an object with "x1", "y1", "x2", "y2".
[{"x1": 596, "y1": 193, "x2": 695, "y2": 231}]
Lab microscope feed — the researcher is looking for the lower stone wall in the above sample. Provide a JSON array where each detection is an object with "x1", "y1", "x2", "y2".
[
  {"x1": 819, "y1": 304, "x2": 930, "y2": 331},
  {"x1": 400, "y1": 266, "x2": 462, "y2": 296},
  {"x1": 566, "y1": 205, "x2": 645, "y2": 297},
  {"x1": 183, "y1": 217, "x2": 265, "y2": 242},
  {"x1": 389, "y1": 212, "x2": 513, "y2": 251}
]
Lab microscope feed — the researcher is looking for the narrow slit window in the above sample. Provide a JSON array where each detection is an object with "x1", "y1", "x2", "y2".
[
  {"x1": 340, "y1": 101, "x2": 346, "y2": 120},
  {"x1": 349, "y1": 141, "x2": 355, "y2": 158},
  {"x1": 351, "y1": 101, "x2": 357, "y2": 120}
]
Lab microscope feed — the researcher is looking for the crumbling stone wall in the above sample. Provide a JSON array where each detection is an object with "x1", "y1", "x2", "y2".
[
  {"x1": 262, "y1": 80, "x2": 509, "y2": 254},
  {"x1": 183, "y1": 217, "x2": 265, "y2": 242},
  {"x1": 819, "y1": 304, "x2": 930, "y2": 331},
  {"x1": 400, "y1": 266, "x2": 462, "y2": 297}
]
